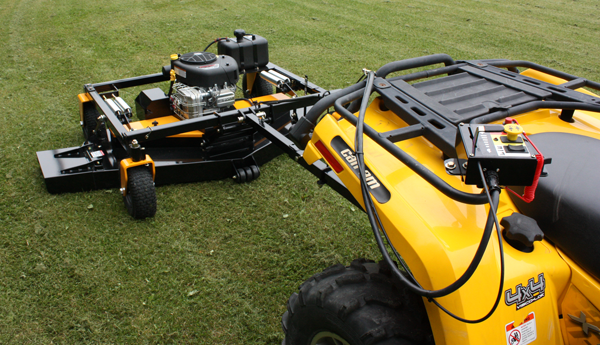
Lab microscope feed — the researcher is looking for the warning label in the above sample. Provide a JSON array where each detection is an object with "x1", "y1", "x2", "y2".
[
  {"x1": 506, "y1": 312, "x2": 537, "y2": 345},
  {"x1": 90, "y1": 150, "x2": 105, "y2": 158},
  {"x1": 174, "y1": 66, "x2": 186, "y2": 78}
]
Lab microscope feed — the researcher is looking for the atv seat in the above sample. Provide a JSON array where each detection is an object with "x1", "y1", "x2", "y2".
[{"x1": 510, "y1": 132, "x2": 600, "y2": 280}]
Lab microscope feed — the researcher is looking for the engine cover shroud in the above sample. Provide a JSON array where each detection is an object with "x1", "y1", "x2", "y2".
[{"x1": 172, "y1": 52, "x2": 239, "y2": 89}]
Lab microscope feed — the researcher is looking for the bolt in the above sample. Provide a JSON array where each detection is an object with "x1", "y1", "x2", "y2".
[
  {"x1": 444, "y1": 160, "x2": 456, "y2": 169},
  {"x1": 531, "y1": 155, "x2": 536, "y2": 158},
  {"x1": 237, "y1": 116, "x2": 244, "y2": 123},
  {"x1": 463, "y1": 162, "x2": 468, "y2": 169},
  {"x1": 131, "y1": 139, "x2": 140, "y2": 149},
  {"x1": 120, "y1": 187, "x2": 126, "y2": 195},
  {"x1": 496, "y1": 168, "x2": 500, "y2": 172},
  {"x1": 469, "y1": 153, "x2": 474, "y2": 157}
]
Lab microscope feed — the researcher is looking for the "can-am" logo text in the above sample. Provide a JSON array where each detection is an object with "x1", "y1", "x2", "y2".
[
  {"x1": 339, "y1": 149, "x2": 381, "y2": 190},
  {"x1": 329, "y1": 136, "x2": 391, "y2": 204}
]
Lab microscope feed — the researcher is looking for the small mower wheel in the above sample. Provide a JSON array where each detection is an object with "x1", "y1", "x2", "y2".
[
  {"x1": 83, "y1": 106, "x2": 101, "y2": 141},
  {"x1": 282, "y1": 259, "x2": 434, "y2": 345},
  {"x1": 250, "y1": 165, "x2": 260, "y2": 180},
  {"x1": 123, "y1": 166, "x2": 157, "y2": 219},
  {"x1": 242, "y1": 74, "x2": 274, "y2": 98},
  {"x1": 234, "y1": 165, "x2": 261, "y2": 184},
  {"x1": 234, "y1": 167, "x2": 247, "y2": 183}
]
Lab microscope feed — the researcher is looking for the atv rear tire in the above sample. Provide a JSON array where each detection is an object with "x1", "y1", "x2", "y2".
[
  {"x1": 123, "y1": 166, "x2": 157, "y2": 219},
  {"x1": 242, "y1": 74, "x2": 274, "y2": 98},
  {"x1": 282, "y1": 259, "x2": 434, "y2": 345}
]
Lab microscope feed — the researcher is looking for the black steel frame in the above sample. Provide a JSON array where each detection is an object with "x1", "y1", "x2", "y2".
[{"x1": 37, "y1": 62, "x2": 335, "y2": 195}]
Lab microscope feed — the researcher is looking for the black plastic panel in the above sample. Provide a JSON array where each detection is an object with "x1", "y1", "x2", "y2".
[{"x1": 412, "y1": 72, "x2": 538, "y2": 124}]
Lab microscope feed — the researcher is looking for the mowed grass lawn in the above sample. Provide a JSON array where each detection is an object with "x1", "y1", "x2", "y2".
[{"x1": 1, "y1": 0, "x2": 599, "y2": 343}]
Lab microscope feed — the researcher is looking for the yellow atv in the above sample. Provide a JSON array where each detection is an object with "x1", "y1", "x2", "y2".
[
  {"x1": 35, "y1": 29, "x2": 600, "y2": 344},
  {"x1": 280, "y1": 55, "x2": 600, "y2": 345}
]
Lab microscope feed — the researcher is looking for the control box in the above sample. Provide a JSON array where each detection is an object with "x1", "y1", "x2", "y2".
[{"x1": 457, "y1": 123, "x2": 539, "y2": 187}]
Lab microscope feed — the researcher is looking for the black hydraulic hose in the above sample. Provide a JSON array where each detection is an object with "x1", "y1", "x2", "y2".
[
  {"x1": 335, "y1": 89, "x2": 488, "y2": 205},
  {"x1": 388, "y1": 64, "x2": 462, "y2": 83},
  {"x1": 470, "y1": 101, "x2": 600, "y2": 124},
  {"x1": 289, "y1": 80, "x2": 367, "y2": 145},
  {"x1": 376, "y1": 54, "x2": 455, "y2": 79}
]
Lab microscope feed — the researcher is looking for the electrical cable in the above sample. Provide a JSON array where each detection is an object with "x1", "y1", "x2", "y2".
[
  {"x1": 426, "y1": 162, "x2": 505, "y2": 323},
  {"x1": 353, "y1": 71, "x2": 415, "y2": 278},
  {"x1": 202, "y1": 38, "x2": 226, "y2": 52},
  {"x1": 354, "y1": 71, "x2": 503, "y2": 300}
]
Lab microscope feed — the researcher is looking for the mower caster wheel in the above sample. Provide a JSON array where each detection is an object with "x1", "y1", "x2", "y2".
[
  {"x1": 282, "y1": 259, "x2": 434, "y2": 345},
  {"x1": 123, "y1": 166, "x2": 157, "y2": 219},
  {"x1": 83, "y1": 106, "x2": 101, "y2": 142},
  {"x1": 234, "y1": 165, "x2": 260, "y2": 184}
]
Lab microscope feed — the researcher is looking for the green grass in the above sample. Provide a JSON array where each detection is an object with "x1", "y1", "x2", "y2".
[{"x1": 1, "y1": 0, "x2": 599, "y2": 343}]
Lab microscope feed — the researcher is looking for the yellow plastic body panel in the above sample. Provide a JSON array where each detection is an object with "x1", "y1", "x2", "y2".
[
  {"x1": 557, "y1": 249, "x2": 600, "y2": 345},
  {"x1": 78, "y1": 93, "x2": 93, "y2": 122},
  {"x1": 119, "y1": 155, "x2": 155, "y2": 196},
  {"x1": 305, "y1": 69, "x2": 600, "y2": 344}
]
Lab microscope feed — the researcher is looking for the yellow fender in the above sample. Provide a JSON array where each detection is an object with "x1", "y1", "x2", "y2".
[
  {"x1": 119, "y1": 155, "x2": 155, "y2": 196},
  {"x1": 77, "y1": 92, "x2": 93, "y2": 122}
]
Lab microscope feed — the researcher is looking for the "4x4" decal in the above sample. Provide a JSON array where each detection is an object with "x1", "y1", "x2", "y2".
[{"x1": 505, "y1": 273, "x2": 545, "y2": 310}]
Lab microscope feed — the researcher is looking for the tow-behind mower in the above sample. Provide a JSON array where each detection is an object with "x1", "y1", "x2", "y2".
[
  {"x1": 37, "y1": 31, "x2": 600, "y2": 344},
  {"x1": 37, "y1": 30, "x2": 327, "y2": 219}
]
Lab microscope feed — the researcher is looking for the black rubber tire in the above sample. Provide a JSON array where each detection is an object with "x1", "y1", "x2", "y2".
[
  {"x1": 250, "y1": 165, "x2": 260, "y2": 180},
  {"x1": 235, "y1": 167, "x2": 247, "y2": 183},
  {"x1": 123, "y1": 166, "x2": 157, "y2": 219},
  {"x1": 242, "y1": 74, "x2": 274, "y2": 98},
  {"x1": 244, "y1": 166, "x2": 254, "y2": 181},
  {"x1": 282, "y1": 259, "x2": 434, "y2": 345},
  {"x1": 83, "y1": 105, "x2": 101, "y2": 141}
]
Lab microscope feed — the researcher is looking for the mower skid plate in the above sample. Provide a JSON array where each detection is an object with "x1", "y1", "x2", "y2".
[
  {"x1": 36, "y1": 146, "x2": 119, "y2": 194},
  {"x1": 37, "y1": 131, "x2": 284, "y2": 194}
]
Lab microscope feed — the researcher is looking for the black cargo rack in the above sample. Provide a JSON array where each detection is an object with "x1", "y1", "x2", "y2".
[
  {"x1": 351, "y1": 57, "x2": 600, "y2": 159},
  {"x1": 317, "y1": 55, "x2": 600, "y2": 205}
]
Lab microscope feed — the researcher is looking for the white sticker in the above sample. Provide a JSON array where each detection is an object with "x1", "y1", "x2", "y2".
[
  {"x1": 196, "y1": 64, "x2": 219, "y2": 70},
  {"x1": 505, "y1": 312, "x2": 537, "y2": 345},
  {"x1": 90, "y1": 150, "x2": 105, "y2": 158},
  {"x1": 174, "y1": 66, "x2": 186, "y2": 78},
  {"x1": 495, "y1": 144, "x2": 506, "y2": 156}
]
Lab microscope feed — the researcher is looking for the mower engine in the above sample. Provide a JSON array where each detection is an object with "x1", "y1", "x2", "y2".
[{"x1": 170, "y1": 51, "x2": 239, "y2": 119}]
